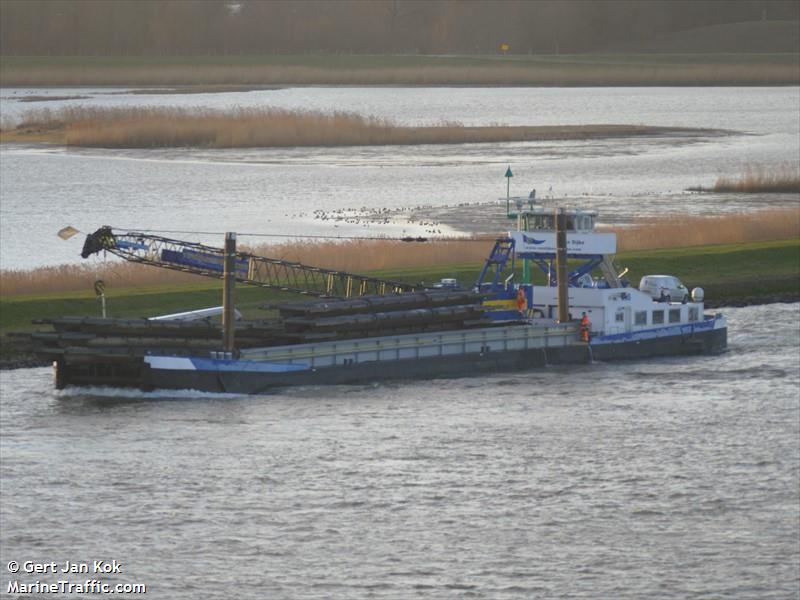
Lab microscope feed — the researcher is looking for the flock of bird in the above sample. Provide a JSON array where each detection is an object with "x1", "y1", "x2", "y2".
[
  {"x1": 279, "y1": 200, "x2": 513, "y2": 236},
  {"x1": 305, "y1": 206, "x2": 446, "y2": 234}
]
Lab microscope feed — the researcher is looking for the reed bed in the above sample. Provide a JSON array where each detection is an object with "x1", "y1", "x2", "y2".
[
  {"x1": 2, "y1": 209, "x2": 797, "y2": 297},
  {"x1": 615, "y1": 208, "x2": 800, "y2": 252},
  {"x1": 5, "y1": 106, "x2": 694, "y2": 148},
  {"x1": 2, "y1": 62, "x2": 798, "y2": 87},
  {"x1": 0, "y1": 262, "x2": 203, "y2": 298},
  {"x1": 710, "y1": 166, "x2": 800, "y2": 193},
  {"x1": 0, "y1": 238, "x2": 490, "y2": 298},
  {"x1": 249, "y1": 238, "x2": 491, "y2": 274}
]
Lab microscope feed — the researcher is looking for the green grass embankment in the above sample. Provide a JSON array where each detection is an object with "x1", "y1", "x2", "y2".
[
  {"x1": 0, "y1": 283, "x2": 299, "y2": 366},
  {"x1": 617, "y1": 239, "x2": 800, "y2": 301},
  {"x1": 2, "y1": 53, "x2": 798, "y2": 86},
  {"x1": 381, "y1": 238, "x2": 800, "y2": 300},
  {"x1": 1, "y1": 239, "x2": 798, "y2": 366}
]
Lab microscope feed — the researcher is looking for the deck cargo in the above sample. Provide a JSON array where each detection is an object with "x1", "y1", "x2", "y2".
[{"x1": 32, "y1": 201, "x2": 728, "y2": 393}]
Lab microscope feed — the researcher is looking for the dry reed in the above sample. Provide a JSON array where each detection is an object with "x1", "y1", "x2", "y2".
[
  {"x1": 2, "y1": 63, "x2": 798, "y2": 87},
  {"x1": 614, "y1": 208, "x2": 800, "y2": 252},
  {"x1": 5, "y1": 106, "x2": 699, "y2": 148},
  {"x1": 248, "y1": 238, "x2": 491, "y2": 273},
  {"x1": 711, "y1": 165, "x2": 800, "y2": 193},
  {"x1": 2, "y1": 209, "x2": 797, "y2": 297},
  {"x1": 0, "y1": 262, "x2": 204, "y2": 298}
]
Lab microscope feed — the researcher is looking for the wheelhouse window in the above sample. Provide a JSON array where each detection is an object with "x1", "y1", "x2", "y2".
[
  {"x1": 669, "y1": 308, "x2": 681, "y2": 323},
  {"x1": 529, "y1": 212, "x2": 595, "y2": 232},
  {"x1": 652, "y1": 310, "x2": 664, "y2": 324},
  {"x1": 688, "y1": 307, "x2": 699, "y2": 322},
  {"x1": 615, "y1": 311, "x2": 625, "y2": 322},
  {"x1": 635, "y1": 311, "x2": 647, "y2": 326},
  {"x1": 531, "y1": 214, "x2": 554, "y2": 230},
  {"x1": 576, "y1": 215, "x2": 591, "y2": 231}
]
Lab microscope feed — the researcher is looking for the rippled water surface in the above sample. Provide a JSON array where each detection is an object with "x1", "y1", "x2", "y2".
[
  {"x1": 1, "y1": 86, "x2": 798, "y2": 269},
  {"x1": 1, "y1": 304, "x2": 798, "y2": 598}
]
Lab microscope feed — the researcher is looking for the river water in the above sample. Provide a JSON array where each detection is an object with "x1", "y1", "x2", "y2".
[
  {"x1": 1, "y1": 86, "x2": 799, "y2": 596},
  {"x1": 1, "y1": 303, "x2": 798, "y2": 598},
  {"x1": 1, "y1": 86, "x2": 799, "y2": 270}
]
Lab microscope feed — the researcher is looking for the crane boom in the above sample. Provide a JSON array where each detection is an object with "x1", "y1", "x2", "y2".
[{"x1": 81, "y1": 227, "x2": 417, "y2": 298}]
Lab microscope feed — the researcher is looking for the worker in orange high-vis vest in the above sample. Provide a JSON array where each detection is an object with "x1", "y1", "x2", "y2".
[
  {"x1": 516, "y1": 288, "x2": 528, "y2": 317},
  {"x1": 580, "y1": 312, "x2": 591, "y2": 342}
]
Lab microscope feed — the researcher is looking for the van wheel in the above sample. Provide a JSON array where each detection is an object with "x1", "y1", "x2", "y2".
[
  {"x1": 659, "y1": 292, "x2": 666, "y2": 302},
  {"x1": 682, "y1": 294, "x2": 689, "y2": 304},
  {"x1": 664, "y1": 294, "x2": 671, "y2": 303}
]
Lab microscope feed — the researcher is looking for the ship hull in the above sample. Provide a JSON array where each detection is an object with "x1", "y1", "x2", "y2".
[
  {"x1": 590, "y1": 323, "x2": 727, "y2": 361},
  {"x1": 139, "y1": 325, "x2": 727, "y2": 394},
  {"x1": 142, "y1": 344, "x2": 587, "y2": 394}
]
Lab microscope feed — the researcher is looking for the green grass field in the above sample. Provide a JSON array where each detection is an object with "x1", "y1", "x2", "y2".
[
  {"x1": 4, "y1": 53, "x2": 798, "y2": 69},
  {"x1": 2, "y1": 53, "x2": 798, "y2": 86},
  {"x1": 2, "y1": 239, "x2": 797, "y2": 337}
]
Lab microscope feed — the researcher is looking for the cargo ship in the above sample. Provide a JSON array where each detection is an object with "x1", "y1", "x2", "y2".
[{"x1": 31, "y1": 201, "x2": 727, "y2": 394}]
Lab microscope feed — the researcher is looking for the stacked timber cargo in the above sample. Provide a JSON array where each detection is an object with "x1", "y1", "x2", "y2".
[
  {"x1": 28, "y1": 291, "x2": 500, "y2": 389},
  {"x1": 30, "y1": 316, "x2": 287, "y2": 388},
  {"x1": 274, "y1": 291, "x2": 490, "y2": 340}
]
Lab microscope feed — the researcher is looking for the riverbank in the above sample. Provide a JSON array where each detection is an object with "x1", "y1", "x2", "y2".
[
  {"x1": 0, "y1": 106, "x2": 723, "y2": 148},
  {"x1": 4, "y1": 212, "x2": 797, "y2": 297},
  {"x1": 2, "y1": 53, "x2": 799, "y2": 87},
  {"x1": 2, "y1": 238, "x2": 797, "y2": 369}
]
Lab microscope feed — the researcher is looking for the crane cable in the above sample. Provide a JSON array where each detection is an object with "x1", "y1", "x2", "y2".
[{"x1": 111, "y1": 227, "x2": 502, "y2": 243}]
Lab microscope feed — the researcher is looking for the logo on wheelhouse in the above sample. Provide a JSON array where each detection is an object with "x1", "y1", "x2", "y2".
[{"x1": 521, "y1": 234, "x2": 546, "y2": 245}]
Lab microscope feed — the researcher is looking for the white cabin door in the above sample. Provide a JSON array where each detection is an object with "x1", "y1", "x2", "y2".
[{"x1": 611, "y1": 306, "x2": 631, "y2": 334}]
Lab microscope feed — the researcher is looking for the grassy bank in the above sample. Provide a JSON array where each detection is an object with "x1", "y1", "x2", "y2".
[
  {"x1": 618, "y1": 239, "x2": 799, "y2": 300},
  {"x1": 2, "y1": 239, "x2": 797, "y2": 339},
  {"x1": 0, "y1": 106, "x2": 716, "y2": 148},
  {"x1": 3, "y1": 209, "x2": 797, "y2": 298},
  {"x1": 1, "y1": 53, "x2": 798, "y2": 87}
]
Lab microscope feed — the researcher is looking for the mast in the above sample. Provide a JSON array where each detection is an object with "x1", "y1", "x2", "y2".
[{"x1": 555, "y1": 208, "x2": 570, "y2": 323}]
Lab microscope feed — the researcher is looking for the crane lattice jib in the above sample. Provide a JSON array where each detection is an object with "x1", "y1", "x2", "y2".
[{"x1": 81, "y1": 227, "x2": 416, "y2": 298}]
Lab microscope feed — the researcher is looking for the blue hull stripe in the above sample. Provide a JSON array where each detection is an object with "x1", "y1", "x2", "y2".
[
  {"x1": 143, "y1": 356, "x2": 312, "y2": 373},
  {"x1": 591, "y1": 318, "x2": 718, "y2": 345},
  {"x1": 190, "y1": 358, "x2": 310, "y2": 373}
]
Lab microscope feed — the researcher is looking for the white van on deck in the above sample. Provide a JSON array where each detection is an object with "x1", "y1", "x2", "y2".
[{"x1": 639, "y1": 275, "x2": 689, "y2": 303}]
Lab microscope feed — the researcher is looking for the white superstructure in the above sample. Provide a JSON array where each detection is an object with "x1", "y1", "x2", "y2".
[
  {"x1": 505, "y1": 202, "x2": 718, "y2": 340},
  {"x1": 531, "y1": 285, "x2": 706, "y2": 337}
]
